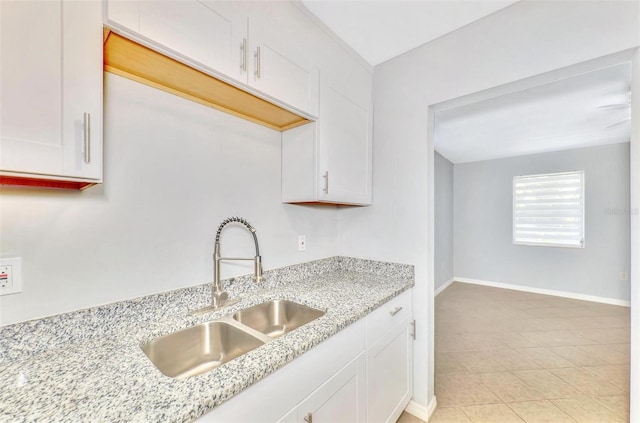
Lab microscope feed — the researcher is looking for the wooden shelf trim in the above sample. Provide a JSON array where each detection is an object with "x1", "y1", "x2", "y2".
[
  {"x1": 0, "y1": 176, "x2": 94, "y2": 190},
  {"x1": 103, "y1": 30, "x2": 311, "y2": 132}
]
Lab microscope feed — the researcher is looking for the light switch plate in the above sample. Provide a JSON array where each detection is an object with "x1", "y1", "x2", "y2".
[{"x1": 0, "y1": 257, "x2": 22, "y2": 295}]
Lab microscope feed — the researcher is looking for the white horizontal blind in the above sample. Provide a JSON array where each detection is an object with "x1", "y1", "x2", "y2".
[{"x1": 513, "y1": 171, "x2": 585, "y2": 248}]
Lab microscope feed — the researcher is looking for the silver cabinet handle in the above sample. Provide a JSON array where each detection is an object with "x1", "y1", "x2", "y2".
[
  {"x1": 323, "y1": 171, "x2": 329, "y2": 194},
  {"x1": 83, "y1": 112, "x2": 91, "y2": 164},
  {"x1": 389, "y1": 306, "x2": 402, "y2": 316},
  {"x1": 255, "y1": 46, "x2": 261, "y2": 78},
  {"x1": 240, "y1": 38, "x2": 247, "y2": 72},
  {"x1": 304, "y1": 412, "x2": 313, "y2": 423}
]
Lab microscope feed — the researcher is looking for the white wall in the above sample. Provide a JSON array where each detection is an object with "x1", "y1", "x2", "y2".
[
  {"x1": 434, "y1": 152, "x2": 453, "y2": 291},
  {"x1": 337, "y1": 0, "x2": 640, "y2": 410},
  {"x1": 454, "y1": 143, "x2": 631, "y2": 301},
  {"x1": 0, "y1": 74, "x2": 338, "y2": 326}
]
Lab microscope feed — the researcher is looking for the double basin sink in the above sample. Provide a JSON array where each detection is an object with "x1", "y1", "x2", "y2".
[{"x1": 141, "y1": 300, "x2": 325, "y2": 379}]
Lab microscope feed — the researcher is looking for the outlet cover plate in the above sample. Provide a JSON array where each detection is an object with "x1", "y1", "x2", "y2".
[{"x1": 0, "y1": 257, "x2": 22, "y2": 295}]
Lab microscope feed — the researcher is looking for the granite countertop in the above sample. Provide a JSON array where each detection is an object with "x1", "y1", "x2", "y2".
[{"x1": 0, "y1": 257, "x2": 413, "y2": 422}]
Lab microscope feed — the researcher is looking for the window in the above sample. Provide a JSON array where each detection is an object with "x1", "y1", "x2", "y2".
[{"x1": 513, "y1": 171, "x2": 584, "y2": 248}]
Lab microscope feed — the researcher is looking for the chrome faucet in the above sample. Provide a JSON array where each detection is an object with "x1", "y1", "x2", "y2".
[{"x1": 192, "y1": 217, "x2": 263, "y2": 314}]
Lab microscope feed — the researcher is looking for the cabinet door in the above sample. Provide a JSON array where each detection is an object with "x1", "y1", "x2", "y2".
[
  {"x1": 105, "y1": 0, "x2": 139, "y2": 31},
  {"x1": 248, "y1": 19, "x2": 319, "y2": 116},
  {"x1": 138, "y1": 1, "x2": 247, "y2": 81},
  {"x1": 0, "y1": 0, "x2": 102, "y2": 180},
  {"x1": 366, "y1": 319, "x2": 413, "y2": 423},
  {"x1": 62, "y1": 0, "x2": 103, "y2": 180},
  {"x1": 297, "y1": 353, "x2": 366, "y2": 423},
  {"x1": 276, "y1": 407, "x2": 298, "y2": 423},
  {"x1": 318, "y1": 75, "x2": 372, "y2": 205}
]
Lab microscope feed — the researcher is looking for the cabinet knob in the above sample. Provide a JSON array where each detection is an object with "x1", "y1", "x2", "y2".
[{"x1": 304, "y1": 412, "x2": 313, "y2": 423}]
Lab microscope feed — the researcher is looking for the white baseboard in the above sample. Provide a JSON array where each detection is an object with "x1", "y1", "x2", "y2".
[
  {"x1": 435, "y1": 278, "x2": 455, "y2": 297},
  {"x1": 405, "y1": 396, "x2": 437, "y2": 421},
  {"x1": 455, "y1": 276, "x2": 631, "y2": 307}
]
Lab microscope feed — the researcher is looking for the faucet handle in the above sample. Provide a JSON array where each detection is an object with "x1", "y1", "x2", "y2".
[{"x1": 212, "y1": 290, "x2": 229, "y2": 307}]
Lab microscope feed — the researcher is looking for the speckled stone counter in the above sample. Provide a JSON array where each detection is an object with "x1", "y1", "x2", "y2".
[{"x1": 0, "y1": 257, "x2": 413, "y2": 422}]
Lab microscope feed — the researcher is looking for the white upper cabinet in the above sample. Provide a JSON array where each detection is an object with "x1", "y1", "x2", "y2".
[
  {"x1": 142, "y1": 1, "x2": 246, "y2": 81},
  {"x1": 105, "y1": 0, "x2": 318, "y2": 117},
  {"x1": 104, "y1": 0, "x2": 372, "y2": 205},
  {"x1": 282, "y1": 69, "x2": 373, "y2": 206},
  {"x1": 247, "y1": 7, "x2": 319, "y2": 117},
  {"x1": 317, "y1": 73, "x2": 372, "y2": 205},
  {"x1": 280, "y1": 9, "x2": 373, "y2": 206},
  {"x1": 0, "y1": 0, "x2": 103, "y2": 184},
  {"x1": 107, "y1": 1, "x2": 247, "y2": 81}
]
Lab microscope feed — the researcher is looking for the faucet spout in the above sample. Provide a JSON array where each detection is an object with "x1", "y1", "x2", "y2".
[
  {"x1": 215, "y1": 216, "x2": 260, "y2": 256},
  {"x1": 191, "y1": 217, "x2": 263, "y2": 315},
  {"x1": 213, "y1": 217, "x2": 263, "y2": 287},
  {"x1": 191, "y1": 217, "x2": 263, "y2": 314}
]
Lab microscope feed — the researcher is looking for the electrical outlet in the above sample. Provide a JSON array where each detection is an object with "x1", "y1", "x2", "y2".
[
  {"x1": 620, "y1": 272, "x2": 629, "y2": 281},
  {"x1": 298, "y1": 235, "x2": 306, "y2": 251},
  {"x1": 0, "y1": 265, "x2": 11, "y2": 289},
  {"x1": 0, "y1": 257, "x2": 22, "y2": 295}
]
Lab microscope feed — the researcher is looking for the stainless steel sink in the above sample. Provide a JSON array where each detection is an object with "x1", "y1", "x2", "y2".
[
  {"x1": 142, "y1": 300, "x2": 324, "y2": 378},
  {"x1": 141, "y1": 321, "x2": 265, "y2": 379},
  {"x1": 232, "y1": 300, "x2": 325, "y2": 338}
]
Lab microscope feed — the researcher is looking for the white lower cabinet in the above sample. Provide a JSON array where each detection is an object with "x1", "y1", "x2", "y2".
[
  {"x1": 365, "y1": 289, "x2": 414, "y2": 423},
  {"x1": 276, "y1": 407, "x2": 297, "y2": 423},
  {"x1": 280, "y1": 353, "x2": 367, "y2": 423},
  {"x1": 196, "y1": 318, "x2": 366, "y2": 423},
  {"x1": 197, "y1": 290, "x2": 412, "y2": 422},
  {"x1": 366, "y1": 319, "x2": 413, "y2": 423}
]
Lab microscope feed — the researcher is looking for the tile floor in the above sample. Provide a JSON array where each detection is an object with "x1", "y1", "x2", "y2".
[{"x1": 397, "y1": 282, "x2": 630, "y2": 423}]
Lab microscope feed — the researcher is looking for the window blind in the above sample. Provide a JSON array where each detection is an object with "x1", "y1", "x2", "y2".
[{"x1": 513, "y1": 171, "x2": 585, "y2": 248}]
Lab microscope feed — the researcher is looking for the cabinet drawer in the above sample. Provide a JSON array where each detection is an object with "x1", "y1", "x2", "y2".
[{"x1": 365, "y1": 289, "x2": 412, "y2": 346}]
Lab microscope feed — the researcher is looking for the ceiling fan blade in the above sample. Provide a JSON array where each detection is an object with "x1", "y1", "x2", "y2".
[
  {"x1": 606, "y1": 118, "x2": 631, "y2": 128},
  {"x1": 598, "y1": 103, "x2": 631, "y2": 110}
]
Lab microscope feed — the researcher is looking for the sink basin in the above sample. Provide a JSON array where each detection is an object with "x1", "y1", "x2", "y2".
[
  {"x1": 141, "y1": 321, "x2": 264, "y2": 379},
  {"x1": 141, "y1": 300, "x2": 324, "y2": 378},
  {"x1": 232, "y1": 300, "x2": 325, "y2": 338}
]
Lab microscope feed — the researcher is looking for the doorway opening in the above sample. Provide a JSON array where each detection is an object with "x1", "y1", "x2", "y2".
[{"x1": 427, "y1": 49, "x2": 638, "y2": 422}]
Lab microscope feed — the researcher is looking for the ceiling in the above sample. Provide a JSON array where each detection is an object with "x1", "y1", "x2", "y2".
[
  {"x1": 301, "y1": 0, "x2": 519, "y2": 66},
  {"x1": 300, "y1": 1, "x2": 632, "y2": 164},
  {"x1": 434, "y1": 63, "x2": 632, "y2": 164}
]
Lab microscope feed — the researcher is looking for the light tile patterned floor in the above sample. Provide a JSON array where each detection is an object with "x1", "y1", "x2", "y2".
[{"x1": 397, "y1": 282, "x2": 630, "y2": 423}]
